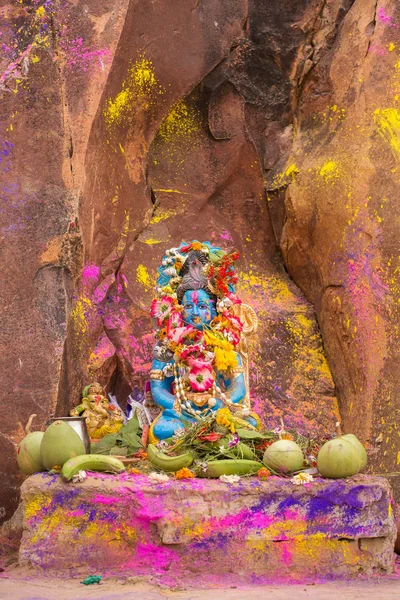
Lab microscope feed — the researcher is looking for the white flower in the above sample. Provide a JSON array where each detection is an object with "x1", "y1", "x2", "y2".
[
  {"x1": 194, "y1": 460, "x2": 208, "y2": 473},
  {"x1": 291, "y1": 472, "x2": 314, "y2": 485},
  {"x1": 222, "y1": 296, "x2": 233, "y2": 308},
  {"x1": 172, "y1": 428, "x2": 186, "y2": 440},
  {"x1": 72, "y1": 470, "x2": 87, "y2": 483},
  {"x1": 148, "y1": 471, "x2": 169, "y2": 482},
  {"x1": 156, "y1": 440, "x2": 169, "y2": 451},
  {"x1": 219, "y1": 474, "x2": 241, "y2": 484},
  {"x1": 219, "y1": 445, "x2": 228, "y2": 453}
]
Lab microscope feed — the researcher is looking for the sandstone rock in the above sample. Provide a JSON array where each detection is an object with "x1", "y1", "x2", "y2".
[
  {"x1": 3, "y1": 0, "x2": 400, "y2": 525},
  {"x1": 19, "y1": 473, "x2": 396, "y2": 585}
]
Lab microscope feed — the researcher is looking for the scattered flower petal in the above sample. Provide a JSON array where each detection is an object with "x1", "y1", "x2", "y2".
[
  {"x1": 219, "y1": 474, "x2": 241, "y2": 483},
  {"x1": 291, "y1": 472, "x2": 314, "y2": 485},
  {"x1": 72, "y1": 470, "x2": 87, "y2": 483},
  {"x1": 148, "y1": 471, "x2": 170, "y2": 482}
]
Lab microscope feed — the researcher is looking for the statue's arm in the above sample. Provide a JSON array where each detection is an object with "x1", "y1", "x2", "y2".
[
  {"x1": 222, "y1": 354, "x2": 246, "y2": 404},
  {"x1": 150, "y1": 359, "x2": 175, "y2": 410}
]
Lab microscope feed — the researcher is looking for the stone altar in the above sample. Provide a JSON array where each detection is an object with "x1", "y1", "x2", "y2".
[{"x1": 20, "y1": 473, "x2": 396, "y2": 586}]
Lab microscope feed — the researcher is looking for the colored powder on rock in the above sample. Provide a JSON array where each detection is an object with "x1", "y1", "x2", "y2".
[
  {"x1": 82, "y1": 264, "x2": 100, "y2": 282},
  {"x1": 374, "y1": 107, "x2": 400, "y2": 159},
  {"x1": 104, "y1": 56, "x2": 164, "y2": 129},
  {"x1": 157, "y1": 99, "x2": 200, "y2": 142},
  {"x1": 136, "y1": 264, "x2": 151, "y2": 288},
  {"x1": 318, "y1": 160, "x2": 340, "y2": 182}
]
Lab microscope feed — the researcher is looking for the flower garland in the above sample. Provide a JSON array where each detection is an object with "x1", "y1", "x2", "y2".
[{"x1": 150, "y1": 241, "x2": 244, "y2": 409}]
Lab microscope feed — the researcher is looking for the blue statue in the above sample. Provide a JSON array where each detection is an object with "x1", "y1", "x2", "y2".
[{"x1": 148, "y1": 241, "x2": 259, "y2": 442}]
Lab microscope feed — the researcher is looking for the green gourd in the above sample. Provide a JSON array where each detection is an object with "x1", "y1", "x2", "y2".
[
  {"x1": 200, "y1": 459, "x2": 263, "y2": 478},
  {"x1": 263, "y1": 440, "x2": 304, "y2": 474},
  {"x1": 317, "y1": 423, "x2": 361, "y2": 479},
  {"x1": 17, "y1": 414, "x2": 44, "y2": 475},
  {"x1": 40, "y1": 420, "x2": 86, "y2": 470},
  {"x1": 342, "y1": 433, "x2": 367, "y2": 470}
]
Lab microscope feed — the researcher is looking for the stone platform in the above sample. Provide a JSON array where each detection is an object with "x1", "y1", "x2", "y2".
[{"x1": 19, "y1": 473, "x2": 396, "y2": 586}]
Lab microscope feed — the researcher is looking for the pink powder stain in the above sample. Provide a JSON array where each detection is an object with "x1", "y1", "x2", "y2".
[
  {"x1": 61, "y1": 37, "x2": 112, "y2": 71},
  {"x1": 368, "y1": 44, "x2": 388, "y2": 56},
  {"x1": 378, "y1": 7, "x2": 397, "y2": 27},
  {"x1": 120, "y1": 542, "x2": 178, "y2": 573},
  {"x1": 91, "y1": 494, "x2": 122, "y2": 505},
  {"x1": 66, "y1": 508, "x2": 86, "y2": 518},
  {"x1": 220, "y1": 230, "x2": 233, "y2": 241},
  {"x1": 82, "y1": 264, "x2": 100, "y2": 282},
  {"x1": 279, "y1": 542, "x2": 294, "y2": 567}
]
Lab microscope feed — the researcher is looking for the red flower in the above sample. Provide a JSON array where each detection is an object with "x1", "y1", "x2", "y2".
[
  {"x1": 198, "y1": 432, "x2": 224, "y2": 442},
  {"x1": 188, "y1": 360, "x2": 214, "y2": 392},
  {"x1": 151, "y1": 296, "x2": 175, "y2": 325},
  {"x1": 180, "y1": 344, "x2": 201, "y2": 361}
]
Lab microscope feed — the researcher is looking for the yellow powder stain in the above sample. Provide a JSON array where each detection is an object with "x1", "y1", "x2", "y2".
[
  {"x1": 29, "y1": 505, "x2": 137, "y2": 546},
  {"x1": 153, "y1": 188, "x2": 190, "y2": 195},
  {"x1": 285, "y1": 164, "x2": 300, "y2": 178},
  {"x1": 71, "y1": 298, "x2": 92, "y2": 335},
  {"x1": 25, "y1": 494, "x2": 52, "y2": 520},
  {"x1": 157, "y1": 99, "x2": 200, "y2": 142},
  {"x1": 35, "y1": 6, "x2": 45, "y2": 17},
  {"x1": 143, "y1": 238, "x2": 162, "y2": 245},
  {"x1": 374, "y1": 108, "x2": 400, "y2": 159},
  {"x1": 272, "y1": 163, "x2": 300, "y2": 188},
  {"x1": 103, "y1": 55, "x2": 163, "y2": 130},
  {"x1": 397, "y1": 451, "x2": 400, "y2": 465},
  {"x1": 136, "y1": 264, "x2": 151, "y2": 288},
  {"x1": 150, "y1": 207, "x2": 178, "y2": 224},
  {"x1": 31, "y1": 55, "x2": 40, "y2": 63},
  {"x1": 389, "y1": 42, "x2": 396, "y2": 52},
  {"x1": 318, "y1": 160, "x2": 340, "y2": 182}
]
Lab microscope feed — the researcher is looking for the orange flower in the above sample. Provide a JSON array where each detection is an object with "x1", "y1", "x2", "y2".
[
  {"x1": 128, "y1": 468, "x2": 142, "y2": 475},
  {"x1": 133, "y1": 449, "x2": 148, "y2": 459},
  {"x1": 257, "y1": 468, "x2": 271, "y2": 480},
  {"x1": 191, "y1": 242, "x2": 202, "y2": 251},
  {"x1": 175, "y1": 467, "x2": 195, "y2": 479},
  {"x1": 281, "y1": 433, "x2": 294, "y2": 441}
]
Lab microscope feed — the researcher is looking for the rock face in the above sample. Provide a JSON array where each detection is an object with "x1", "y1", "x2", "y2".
[
  {"x1": 19, "y1": 473, "x2": 396, "y2": 584},
  {"x1": 2, "y1": 0, "x2": 400, "y2": 521}
]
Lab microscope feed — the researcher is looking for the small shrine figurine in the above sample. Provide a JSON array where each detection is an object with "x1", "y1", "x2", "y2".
[
  {"x1": 70, "y1": 382, "x2": 124, "y2": 440},
  {"x1": 149, "y1": 240, "x2": 259, "y2": 441}
]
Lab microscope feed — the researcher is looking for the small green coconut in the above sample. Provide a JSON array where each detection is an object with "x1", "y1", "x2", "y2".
[
  {"x1": 17, "y1": 414, "x2": 44, "y2": 475},
  {"x1": 40, "y1": 420, "x2": 86, "y2": 470},
  {"x1": 317, "y1": 423, "x2": 361, "y2": 479},
  {"x1": 263, "y1": 439, "x2": 304, "y2": 474},
  {"x1": 342, "y1": 433, "x2": 367, "y2": 470}
]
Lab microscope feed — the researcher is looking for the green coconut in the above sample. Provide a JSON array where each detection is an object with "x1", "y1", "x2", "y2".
[
  {"x1": 342, "y1": 433, "x2": 367, "y2": 470},
  {"x1": 40, "y1": 420, "x2": 86, "y2": 470},
  {"x1": 17, "y1": 415, "x2": 44, "y2": 475},
  {"x1": 263, "y1": 439, "x2": 304, "y2": 474},
  {"x1": 317, "y1": 423, "x2": 361, "y2": 479}
]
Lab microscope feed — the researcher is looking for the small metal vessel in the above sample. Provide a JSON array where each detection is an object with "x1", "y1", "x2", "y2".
[{"x1": 46, "y1": 416, "x2": 90, "y2": 453}]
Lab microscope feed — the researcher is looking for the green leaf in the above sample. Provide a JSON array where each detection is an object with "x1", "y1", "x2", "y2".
[
  {"x1": 236, "y1": 428, "x2": 267, "y2": 440},
  {"x1": 91, "y1": 433, "x2": 120, "y2": 455},
  {"x1": 120, "y1": 413, "x2": 140, "y2": 435},
  {"x1": 110, "y1": 445, "x2": 128, "y2": 456},
  {"x1": 121, "y1": 431, "x2": 142, "y2": 454}
]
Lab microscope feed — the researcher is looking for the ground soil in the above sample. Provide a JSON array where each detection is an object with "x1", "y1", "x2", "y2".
[{"x1": 1, "y1": 564, "x2": 400, "y2": 600}]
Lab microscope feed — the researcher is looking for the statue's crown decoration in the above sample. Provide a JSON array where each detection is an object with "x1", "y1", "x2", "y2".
[{"x1": 155, "y1": 240, "x2": 240, "y2": 303}]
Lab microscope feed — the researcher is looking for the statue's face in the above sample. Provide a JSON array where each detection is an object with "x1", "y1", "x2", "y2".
[{"x1": 182, "y1": 289, "x2": 216, "y2": 329}]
